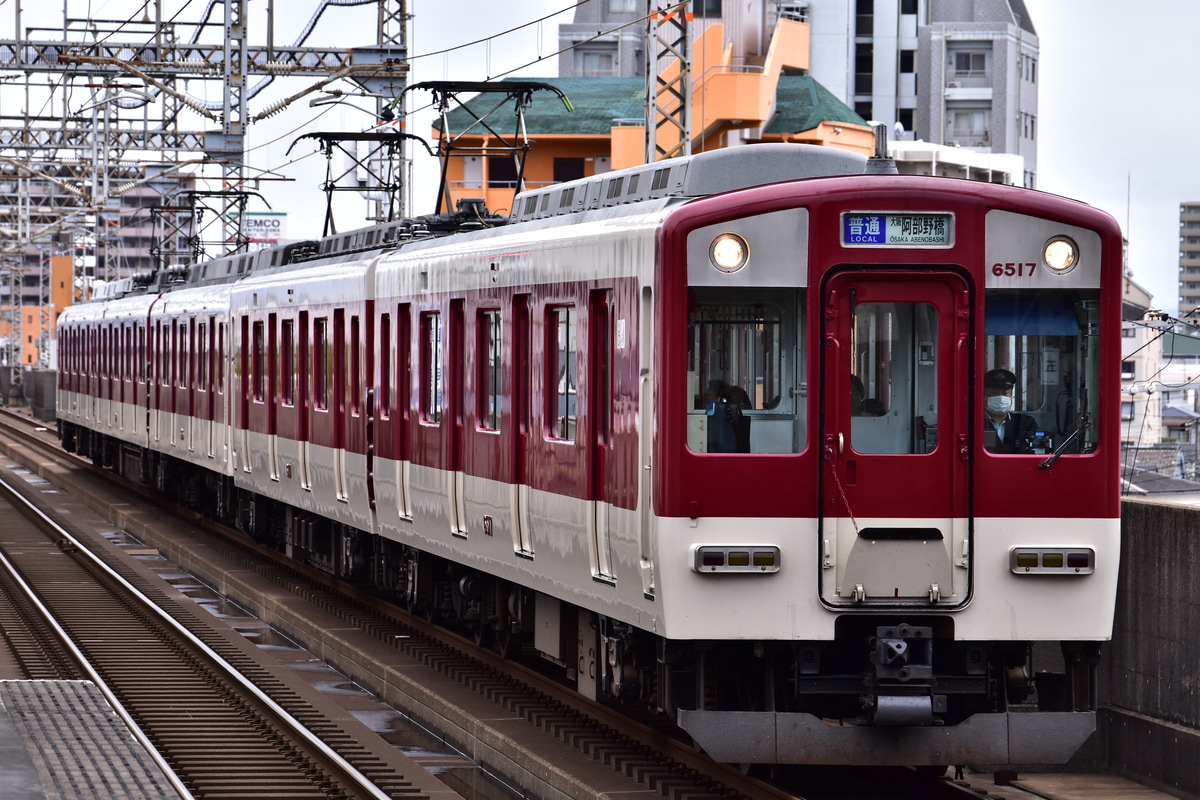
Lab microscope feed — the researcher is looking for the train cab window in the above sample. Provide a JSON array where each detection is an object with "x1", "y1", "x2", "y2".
[
  {"x1": 686, "y1": 287, "x2": 803, "y2": 454},
  {"x1": 421, "y1": 312, "x2": 443, "y2": 424},
  {"x1": 479, "y1": 309, "x2": 502, "y2": 431},
  {"x1": 548, "y1": 305, "x2": 576, "y2": 441},
  {"x1": 984, "y1": 289, "x2": 1101, "y2": 454},
  {"x1": 849, "y1": 302, "x2": 939, "y2": 455}
]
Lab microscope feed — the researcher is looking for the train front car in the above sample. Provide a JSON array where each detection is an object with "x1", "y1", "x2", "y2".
[{"x1": 654, "y1": 174, "x2": 1121, "y2": 766}]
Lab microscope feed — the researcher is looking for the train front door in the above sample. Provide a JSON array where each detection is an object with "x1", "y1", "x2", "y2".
[{"x1": 819, "y1": 271, "x2": 971, "y2": 608}]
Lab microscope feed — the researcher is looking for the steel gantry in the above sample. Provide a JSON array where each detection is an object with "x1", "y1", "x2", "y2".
[{"x1": 0, "y1": 0, "x2": 410, "y2": 369}]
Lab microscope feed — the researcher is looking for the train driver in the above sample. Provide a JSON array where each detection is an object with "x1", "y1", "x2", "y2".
[{"x1": 983, "y1": 368, "x2": 1038, "y2": 453}]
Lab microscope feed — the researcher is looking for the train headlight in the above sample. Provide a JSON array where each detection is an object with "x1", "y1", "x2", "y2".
[
  {"x1": 1042, "y1": 236, "x2": 1079, "y2": 273},
  {"x1": 710, "y1": 233, "x2": 749, "y2": 273},
  {"x1": 1009, "y1": 547, "x2": 1094, "y2": 575}
]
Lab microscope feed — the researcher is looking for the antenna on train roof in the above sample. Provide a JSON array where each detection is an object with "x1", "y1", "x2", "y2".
[{"x1": 864, "y1": 122, "x2": 899, "y2": 175}]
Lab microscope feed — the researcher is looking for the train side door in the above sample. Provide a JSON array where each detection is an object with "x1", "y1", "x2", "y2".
[
  {"x1": 587, "y1": 289, "x2": 615, "y2": 580},
  {"x1": 447, "y1": 299, "x2": 467, "y2": 536},
  {"x1": 510, "y1": 294, "x2": 533, "y2": 555},
  {"x1": 819, "y1": 271, "x2": 971, "y2": 608}
]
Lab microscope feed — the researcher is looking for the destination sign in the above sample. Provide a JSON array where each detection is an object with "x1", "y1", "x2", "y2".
[{"x1": 842, "y1": 212, "x2": 953, "y2": 247}]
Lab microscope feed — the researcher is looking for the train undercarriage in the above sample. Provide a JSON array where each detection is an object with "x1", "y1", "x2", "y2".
[{"x1": 61, "y1": 421, "x2": 1102, "y2": 765}]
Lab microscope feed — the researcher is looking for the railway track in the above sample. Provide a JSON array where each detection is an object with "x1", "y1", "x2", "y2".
[
  {"x1": 0, "y1": 426, "x2": 431, "y2": 799},
  {"x1": 0, "y1": 409, "x2": 1001, "y2": 800}
]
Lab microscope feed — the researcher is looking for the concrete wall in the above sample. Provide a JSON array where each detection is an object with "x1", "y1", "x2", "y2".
[
  {"x1": 1087, "y1": 499, "x2": 1200, "y2": 799},
  {"x1": 0, "y1": 368, "x2": 56, "y2": 422}
]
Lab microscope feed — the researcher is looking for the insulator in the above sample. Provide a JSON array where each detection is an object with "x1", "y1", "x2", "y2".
[{"x1": 255, "y1": 99, "x2": 289, "y2": 120}]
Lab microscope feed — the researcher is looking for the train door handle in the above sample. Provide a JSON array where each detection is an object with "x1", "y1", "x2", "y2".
[{"x1": 837, "y1": 432, "x2": 844, "y2": 454}]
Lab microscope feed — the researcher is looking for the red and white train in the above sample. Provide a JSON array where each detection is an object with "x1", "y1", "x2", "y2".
[{"x1": 57, "y1": 142, "x2": 1122, "y2": 767}]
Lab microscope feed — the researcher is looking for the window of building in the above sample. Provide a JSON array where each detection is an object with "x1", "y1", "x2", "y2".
[
  {"x1": 855, "y1": 101, "x2": 873, "y2": 120},
  {"x1": 901, "y1": 0, "x2": 918, "y2": 13},
  {"x1": 953, "y1": 51, "x2": 987, "y2": 78},
  {"x1": 899, "y1": 49, "x2": 915, "y2": 73},
  {"x1": 610, "y1": 0, "x2": 637, "y2": 10},
  {"x1": 548, "y1": 305, "x2": 576, "y2": 441},
  {"x1": 855, "y1": 0, "x2": 873, "y2": 35},
  {"x1": 579, "y1": 49, "x2": 616, "y2": 77},
  {"x1": 488, "y1": 156, "x2": 518, "y2": 188},
  {"x1": 898, "y1": 108, "x2": 914, "y2": 133},
  {"x1": 950, "y1": 107, "x2": 988, "y2": 143},
  {"x1": 1121, "y1": 360, "x2": 1136, "y2": 380},
  {"x1": 692, "y1": 0, "x2": 721, "y2": 17},
  {"x1": 553, "y1": 158, "x2": 585, "y2": 183},
  {"x1": 855, "y1": 42, "x2": 873, "y2": 94},
  {"x1": 1121, "y1": 400, "x2": 1134, "y2": 420}
]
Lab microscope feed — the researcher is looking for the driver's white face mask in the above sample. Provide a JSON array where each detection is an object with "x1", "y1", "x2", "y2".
[{"x1": 986, "y1": 394, "x2": 1013, "y2": 416}]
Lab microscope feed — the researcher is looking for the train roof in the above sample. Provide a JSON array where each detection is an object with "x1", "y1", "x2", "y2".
[
  {"x1": 79, "y1": 144, "x2": 869, "y2": 304},
  {"x1": 509, "y1": 143, "x2": 868, "y2": 223}
]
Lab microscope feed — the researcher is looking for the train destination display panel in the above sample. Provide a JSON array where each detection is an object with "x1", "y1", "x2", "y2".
[{"x1": 842, "y1": 212, "x2": 954, "y2": 247}]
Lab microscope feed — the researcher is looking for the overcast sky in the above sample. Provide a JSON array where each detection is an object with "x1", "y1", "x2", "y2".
[
  {"x1": 1020, "y1": 0, "x2": 1200, "y2": 316},
  {"x1": 4, "y1": 0, "x2": 1197, "y2": 315}
]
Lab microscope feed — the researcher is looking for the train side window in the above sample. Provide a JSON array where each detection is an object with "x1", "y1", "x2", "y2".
[
  {"x1": 178, "y1": 321, "x2": 189, "y2": 389},
  {"x1": 217, "y1": 323, "x2": 225, "y2": 393},
  {"x1": 169, "y1": 321, "x2": 178, "y2": 387},
  {"x1": 280, "y1": 320, "x2": 294, "y2": 405},
  {"x1": 686, "y1": 287, "x2": 801, "y2": 454},
  {"x1": 197, "y1": 322, "x2": 208, "y2": 390},
  {"x1": 421, "y1": 311, "x2": 443, "y2": 424},
  {"x1": 314, "y1": 317, "x2": 329, "y2": 411},
  {"x1": 479, "y1": 309, "x2": 502, "y2": 431},
  {"x1": 548, "y1": 305, "x2": 576, "y2": 441},
  {"x1": 379, "y1": 313, "x2": 390, "y2": 418},
  {"x1": 252, "y1": 320, "x2": 266, "y2": 402},
  {"x1": 396, "y1": 305, "x2": 411, "y2": 429},
  {"x1": 349, "y1": 315, "x2": 361, "y2": 416},
  {"x1": 984, "y1": 289, "x2": 1100, "y2": 454}
]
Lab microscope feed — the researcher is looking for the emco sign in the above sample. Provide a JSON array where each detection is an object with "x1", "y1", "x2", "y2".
[{"x1": 234, "y1": 212, "x2": 287, "y2": 250}]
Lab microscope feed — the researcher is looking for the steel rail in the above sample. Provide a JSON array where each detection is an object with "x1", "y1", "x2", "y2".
[{"x1": 0, "y1": 470, "x2": 394, "y2": 800}]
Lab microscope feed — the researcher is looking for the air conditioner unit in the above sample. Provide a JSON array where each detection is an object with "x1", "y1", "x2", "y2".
[{"x1": 948, "y1": 81, "x2": 961, "y2": 88}]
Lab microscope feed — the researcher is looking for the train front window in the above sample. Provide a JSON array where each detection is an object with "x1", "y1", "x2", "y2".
[
  {"x1": 849, "y1": 302, "x2": 939, "y2": 455},
  {"x1": 686, "y1": 287, "x2": 803, "y2": 454},
  {"x1": 984, "y1": 289, "x2": 1100, "y2": 454}
]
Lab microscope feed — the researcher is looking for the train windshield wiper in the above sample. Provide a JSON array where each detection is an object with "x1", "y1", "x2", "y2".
[{"x1": 1038, "y1": 426, "x2": 1083, "y2": 469}]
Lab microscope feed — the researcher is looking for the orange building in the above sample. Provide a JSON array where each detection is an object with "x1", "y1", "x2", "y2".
[
  {"x1": 433, "y1": 20, "x2": 874, "y2": 214},
  {"x1": 0, "y1": 253, "x2": 73, "y2": 367}
]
